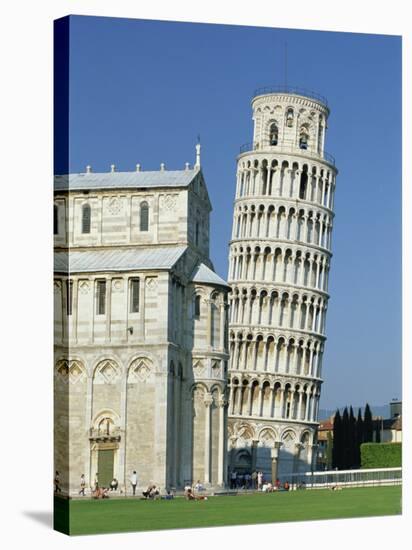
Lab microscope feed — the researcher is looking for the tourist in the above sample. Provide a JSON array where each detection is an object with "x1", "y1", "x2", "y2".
[
  {"x1": 245, "y1": 472, "x2": 251, "y2": 489},
  {"x1": 162, "y1": 490, "x2": 174, "y2": 500},
  {"x1": 283, "y1": 481, "x2": 290, "y2": 491},
  {"x1": 185, "y1": 487, "x2": 196, "y2": 500},
  {"x1": 110, "y1": 478, "x2": 118, "y2": 491},
  {"x1": 143, "y1": 484, "x2": 159, "y2": 499},
  {"x1": 94, "y1": 472, "x2": 99, "y2": 491},
  {"x1": 257, "y1": 471, "x2": 263, "y2": 490},
  {"x1": 275, "y1": 478, "x2": 281, "y2": 490},
  {"x1": 54, "y1": 471, "x2": 61, "y2": 493},
  {"x1": 194, "y1": 480, "x2": 205, "y2": 492},
  {"x1": 230, "y1": 470, "x2": 237, "y2": 489},
  {"x1": 251, "y1": 470, "x2": 257, "y2": 489},
  {"x1": 130, "y1": 470, "x2": 138, "y2": 495},
  {"x1": 79, "y1": 474, "x2": 86, "y2": 496}
]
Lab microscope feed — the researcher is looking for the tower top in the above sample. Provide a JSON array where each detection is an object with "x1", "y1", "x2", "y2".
[
  {"x1": 252, "y1": 85, "x2": 329, "y2": 110},
  {"x1": 194, "y1": 139, "x2": 201, "y2": 170}
]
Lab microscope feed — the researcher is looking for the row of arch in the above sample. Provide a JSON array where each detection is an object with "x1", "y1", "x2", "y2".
[
  {"x1": 54, "y1": 355, "x2": 182, "y2": 384},
  {"x1": 232, "y1": 204, "x2": 333, "y2": 249},
  {"x1": 236, "y1": 160, "x2": 335, "y2": 209},
  {"x1": 229, "y1": 288, "x2": 327, "y2": 335},
  {"x1": 229, "y1": 377, "x2": 320, "y2": 423},
  {"x1": 229, "y1": 246, "x2": 331, "y2": 293},
  {"x1": 228, "y1": 332, "x2": 324, "y2": 378}
]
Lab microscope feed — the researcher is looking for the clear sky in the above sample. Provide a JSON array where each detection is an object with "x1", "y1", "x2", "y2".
[{"x1": 65, "y1": 15, "x2": 402, "y2": 410}]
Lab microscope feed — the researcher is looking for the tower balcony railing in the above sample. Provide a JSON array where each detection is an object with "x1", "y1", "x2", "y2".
[
  {"x1": 239, "y1": 139, "x2": 335, "y2": 166},
  {"x1": 253, "y1": 85, "x2": 328, "y2": 106}
]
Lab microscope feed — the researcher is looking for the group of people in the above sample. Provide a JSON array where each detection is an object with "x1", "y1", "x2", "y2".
[
  {"x1": 230, "y1": 470, "x2": 292, "y2": 492},
  {"x1": 230, "y1": 470, "x2": 266, "y2": 490}
]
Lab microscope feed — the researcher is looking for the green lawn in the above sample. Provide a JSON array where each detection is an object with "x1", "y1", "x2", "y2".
[{"x1": 55, "y1": 485, "x2": 402, "y2": 536}]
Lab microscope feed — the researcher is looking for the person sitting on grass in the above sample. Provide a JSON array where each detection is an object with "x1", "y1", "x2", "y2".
[
  {"x1": 143, "y1": 484, "x2": 159, "y2": 499},
  {"x1": 92, "y1": 486, "x2": 110, "y2": 499},
  {"x1": 283, "y1": 481, "x2": 290, "y2": 491},
  {"x1": 161, "y1": 490, "x2": 174, "y2": 500},
  {"x1": 110, "y1": 478, "x2": 118, "y2": 491},
  {"x1": 194, "y1": 480, "x2": 205, "y2": 492}
]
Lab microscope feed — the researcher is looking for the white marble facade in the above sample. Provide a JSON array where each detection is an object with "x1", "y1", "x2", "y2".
[
  {"x1": 227, "y1": 89, "x2": 338, "y2": 480},
  {"x1": 54, "y1": 149, "x2": 230, "y2": 495}
]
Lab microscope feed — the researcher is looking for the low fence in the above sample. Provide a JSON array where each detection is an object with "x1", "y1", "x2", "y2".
[{"x1": 278, "y1": 467, "x2": 402, "y2": 489}]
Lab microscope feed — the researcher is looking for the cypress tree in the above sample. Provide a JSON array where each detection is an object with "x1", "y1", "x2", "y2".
[
  {"x1": 375, "y1": 418, "x2": 381, "y2": 443},
  {"x1": 326, "y1": 430, "x2": 333, "y2": 470},
  {"x1": 364, "y1": 403, "x2": 374, "y2": 443},
  {"x1": 332, "y1": 410, "x2": 342, "y2": 469},
  {"x1": 342, "y1": 407, "x2": 350, "y2": 469},
  {"x1": 355, "y1": 408, "x2": 364, "y2": 468},
  {"x1": 349, "y1": 406, "x2": 356, "y2": 468}
]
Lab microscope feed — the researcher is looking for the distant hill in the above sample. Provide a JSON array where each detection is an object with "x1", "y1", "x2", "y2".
[{"x1": 319, "y1": 404, "x2": 390, "y2": 420}]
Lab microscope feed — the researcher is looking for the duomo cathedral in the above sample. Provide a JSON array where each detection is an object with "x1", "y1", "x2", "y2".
[{"x1": 54, "y1": 87, "x2": 337, "y2": 494}]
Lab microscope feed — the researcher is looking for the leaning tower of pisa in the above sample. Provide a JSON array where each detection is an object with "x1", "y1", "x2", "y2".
[{"x1": 227, "y1": 86, "x2": 337, "y2": 481}]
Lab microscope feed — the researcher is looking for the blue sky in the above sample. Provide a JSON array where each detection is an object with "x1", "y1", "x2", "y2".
[{"x1": 65, "y1": 15, "x2": 402, "y2": 410}]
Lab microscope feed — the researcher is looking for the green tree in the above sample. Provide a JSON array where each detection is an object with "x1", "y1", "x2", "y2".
[
  {"x1": 349, "y1": 406, "x2": 356, "y2": 468},
  {"x1": 332, "y1": 410, "x2": 342, "y2": 469},
  {"x1": 342, "y1": 407, "x2": 350, "y2": 469},
  {"x1": 375, "y1": 418, "x2": 381, "y2": 443},
  {"x1": 364, "y1": 403, "x2": 374, "y2": 443},
  {"x1": 355, "y1": 408, "x2": 364, "y2": 468},
  {"x1": 326, "y1": 430, "x2": 333, "y2": 470}
]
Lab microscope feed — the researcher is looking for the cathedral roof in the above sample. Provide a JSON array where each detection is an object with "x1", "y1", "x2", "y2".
[
  {"x1": 54, "y1": 169, "x2": 198, "y2": 191},
  {"x1": 54, "y1": 246, "x2": 187, "y2": 274},
  {"x1": 191, "y1": 263, "x2": 230, "y2": 289}
]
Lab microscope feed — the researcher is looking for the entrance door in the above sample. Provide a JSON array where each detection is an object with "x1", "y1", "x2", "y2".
[{"x1": 98, "y1": 449, "x2": 114, "y2": 488}]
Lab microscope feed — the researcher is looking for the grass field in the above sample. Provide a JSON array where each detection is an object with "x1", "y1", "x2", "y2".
[{"x1": 55, "y1": 485, "x2": 402, "y2": 536}]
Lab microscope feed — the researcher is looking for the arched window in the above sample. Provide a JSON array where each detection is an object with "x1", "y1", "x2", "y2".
[
  {"x1": 286, "y1": 108, "x2": 294, "y2": 127},
  {"x1": 269, "y1": 123, "x2": 278, "y2": 146},
  {"x1": 299, "y1": 126, "x2": 309, "y2": 150},
  {"x1": 82, "y1": 204, "x2": 91, "y2": 234},
  {"x1": 299, "y1": 169, "x2": 308, "y2": 199},
  {"x1": 194, "y1": 295, "x2": 201, "y2": 319},
  {"x1": 140, "y1": 201, "x2": 149, "y2": 231},
  {"x1": 54, "y1": 204, "x2": 58, "y2": 235}
]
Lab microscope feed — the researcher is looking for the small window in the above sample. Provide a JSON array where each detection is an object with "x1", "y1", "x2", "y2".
[
  {"x1": 82, "y1": 204, "x2": 91, "y2": 234},
  {"x1": 269, "y1": 123, "x2": 278, "y2": 146},
  {"x1": 54, "y1": 204, "x2": 58, "y2": 235},
  {"x1": 66, "y1": 280, "x2": 73, "y2": 316},
  {"x1": 140, "y1": 201, "x2": 149, "y2": 231},
  {"x1": 194, "y1": 295, "x2": 201, "y2": 319},
  {"x1": 195, "y1": 221, "x2": 199, "y2": 246},
  {"x1": 96, "y1": 280, "x2": 106, "y2": 315},
  {"x1": 130, "y1": 278, "x2": 140, "y2": 313}
]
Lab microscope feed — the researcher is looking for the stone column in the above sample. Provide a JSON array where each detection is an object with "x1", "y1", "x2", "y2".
[
  {"x1": 84, "y1": 374, "x2": 93, "y2": 489},
  {"x1": 219, "y1": 303, "x2": 225, "y2": 351},
  {"x1": 279, "y1": 388, "x2": 285, "y2": 418},
  {"x1": 217, "y1": 397, "x2": 228, "y2": 486},
  {"x1": 297, "y1": 390, "x2": 304, "y2": 421},
  {"x1": 304, "y1": 390, "x2": 311, "y2": 421},
  {"x1": 251, "y1": 439, "x2": 259, "y2": 473},
  {"x1": 271, "y1": 442, "x2": 283, "y2": 484},
  {"x1": 203, "y1": 393, "x2": 213, "y2": 485},
  {"x1": 105, "y1": 276, "x2": 112, "y2": 342},
  {"x1": 72, "y1": 277, "x2": 79, "y2": 343},
  {"x1": 292, "y1": 443, "x2": 304, "y2": 475},
  {"x1": 118, "y1": 368, "x2": 128, "y2": 492}
]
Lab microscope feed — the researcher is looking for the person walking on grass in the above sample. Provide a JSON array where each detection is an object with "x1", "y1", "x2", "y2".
[
  {"x1": 79, "y1": 474, "x2": 86, "y2": 496},
  {"x1": 130, "y1": 470, "x2": 138, "y2": 495}
]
